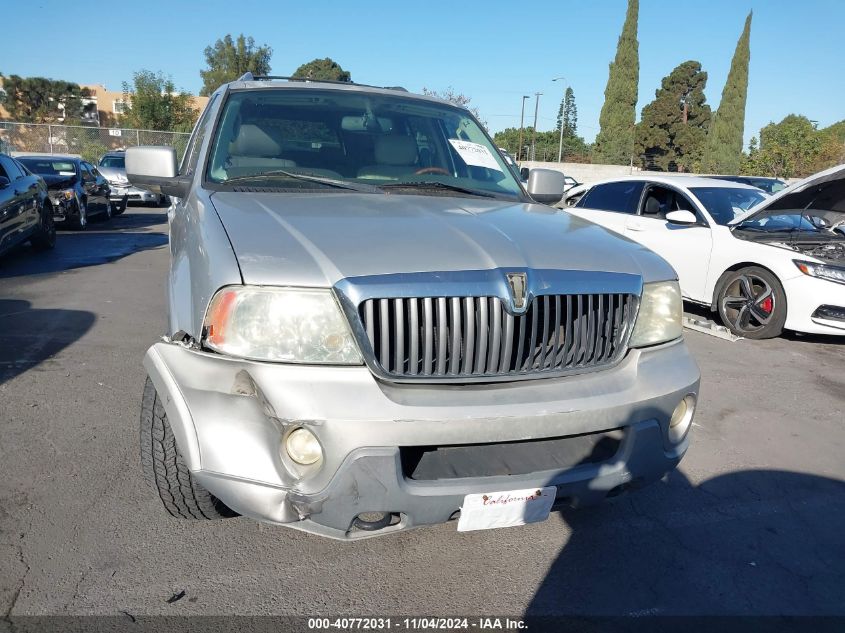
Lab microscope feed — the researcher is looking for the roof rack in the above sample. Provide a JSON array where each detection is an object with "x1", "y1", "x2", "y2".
[{"x1": 236, "y1": 72, "x2": 407, "y2": 92}]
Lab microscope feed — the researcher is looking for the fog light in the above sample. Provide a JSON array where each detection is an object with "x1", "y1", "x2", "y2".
[
  {"x1": 668, "y1": 394, "x2": 696, "y2": 443},
  {"x1": 285, "y1": 427, "x2": 322, "y2": 465}
]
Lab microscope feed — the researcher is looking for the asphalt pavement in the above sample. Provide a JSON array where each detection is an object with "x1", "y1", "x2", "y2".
[{"x1": 1, "y1": 206, "x2": 843, "y2": 619}]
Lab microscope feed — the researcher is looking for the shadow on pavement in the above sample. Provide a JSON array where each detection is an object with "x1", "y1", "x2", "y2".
[
  {"x1": 0, "y1": 299, "x2": 96, "y2": 385},
  {"x1": 0, "y1": 230, "x2": 167, "y2": 279},
  {"x1": 527, "y1": 468, "x2": 845, "y2": 618}
]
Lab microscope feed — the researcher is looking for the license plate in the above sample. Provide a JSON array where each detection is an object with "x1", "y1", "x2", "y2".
[{"x1": 457, "y1": 486, "x2": 556, "y2": 532}]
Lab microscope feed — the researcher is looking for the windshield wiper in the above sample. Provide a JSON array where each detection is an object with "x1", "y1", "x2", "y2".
[
  {"x1": 223, "y1": 170, "x2": 381, "y2": 193},
  {"x1": 380, "y1": 181, "x2": 497, "y2": 198}
]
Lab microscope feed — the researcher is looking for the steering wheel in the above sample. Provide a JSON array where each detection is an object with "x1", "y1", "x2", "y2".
[{"x1": 413, "y1": 167, "x2": 450, "y2": 176}]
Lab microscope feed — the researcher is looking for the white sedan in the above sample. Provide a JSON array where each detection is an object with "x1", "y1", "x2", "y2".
[{"x1": 567, "y1": 167, "x2": 845, "y2": 338}]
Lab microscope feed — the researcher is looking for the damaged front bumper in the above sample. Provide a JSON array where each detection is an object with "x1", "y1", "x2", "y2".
[{"x1": 143, "y1": 339, "x2": 700, "y2": 539}]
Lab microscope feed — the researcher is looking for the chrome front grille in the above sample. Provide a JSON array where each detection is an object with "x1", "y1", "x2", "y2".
[{"x1": 358, "y1": 293, "x2": 636, "y2": 380}]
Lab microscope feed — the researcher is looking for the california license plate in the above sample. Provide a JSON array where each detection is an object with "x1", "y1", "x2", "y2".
[{"x1": 456, "y1": 486, "x2": 556, "y2": 532}]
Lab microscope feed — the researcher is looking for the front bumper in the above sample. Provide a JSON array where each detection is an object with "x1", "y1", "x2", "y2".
[
  {"x1": 783, "y1": 274, "x2": 845, "y2": 335},
  {"x1": 49, "y1": 196, "x2": 79, "y2": 222},
  {"x1": 109, "y1": 184, "x2": 157, "y2": 203},
  {"x1": 144, "y1": 339, "x2": 700, "y2": 539}
]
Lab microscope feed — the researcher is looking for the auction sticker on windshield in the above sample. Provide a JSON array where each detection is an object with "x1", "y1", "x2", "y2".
[
  {"x1": 448, "y1": 139, "x2": 503, "y2": 171},
  {"x1": 457, "y1": 486, "x2": 556, "y2": 532}
]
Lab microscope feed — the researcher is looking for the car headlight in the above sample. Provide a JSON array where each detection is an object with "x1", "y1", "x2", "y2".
[
  {"x1": 629, "y1": 281, "x2": 683, "y2": 347},
  {"x1": 794, "y1": 260, "x2": 845, "y2": 286},
  {"x1": 203, "y1": 286, "x2": 362, "y2": 364}
]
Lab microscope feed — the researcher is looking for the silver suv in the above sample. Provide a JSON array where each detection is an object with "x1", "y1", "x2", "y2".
[{"x1": 127, "y1": 75, "x2": 700, "y2": 539}]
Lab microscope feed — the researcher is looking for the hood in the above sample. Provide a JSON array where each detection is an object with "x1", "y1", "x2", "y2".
[
  {"x1": 41, "y1": 174, "x2": 78, "y2": 190},
  {"x1": 97, "y1": 165, "x2": 127, "y2": 182},
  {"x1": 209, "y1": 192, "x2": 675, "y2": 287},
  {"x1": 730, "y1": 163, "x2": 845, "y2": 225}
]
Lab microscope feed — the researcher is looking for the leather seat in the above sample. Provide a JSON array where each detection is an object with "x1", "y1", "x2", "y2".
[
  {"x1": 357, "y1": 136, "x2": 418, "y2": 180},
  {"x1": 227, "y1": 124, "x2": 297, "y2": 170}
]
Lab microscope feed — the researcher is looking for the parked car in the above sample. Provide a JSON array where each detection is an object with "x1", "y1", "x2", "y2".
[
  {"x1": 568, "y1": 171, "x2": 845, "y2": 338},
  {"x1": 16, "y1": 155, "x2": 113, "y2": 229},
  {"x1": 0, "y1": 153, "x2": 56, "y2": 256},
  {"x1": 127, "y1": 75, "x2": 699, "y2": 539},
  {"x1": 98, "y1": 151, "x2": 166, "y2": 207},
  {"x1": 706, "y1": 175, "x2": 787, "y2": 195}
]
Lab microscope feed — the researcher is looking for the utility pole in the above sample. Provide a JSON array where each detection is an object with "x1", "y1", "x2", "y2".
[
  {"x1": 553, "y1": 76, "x2": 567, "y2": 162},
  {"x1": 517, "y1": 95, "x2": 529, "y2": 162},
  {"x1": 530, "y1": 92, "x2": 542, "y2": 161}
]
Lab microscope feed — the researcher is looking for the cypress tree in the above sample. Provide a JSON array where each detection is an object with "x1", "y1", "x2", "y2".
[
  {"x1": 594, "y1": 0, "x2": 639, "y2": 165},
  {"x1": 702, "y1": 11, "x2": 752, "y2": 173}
]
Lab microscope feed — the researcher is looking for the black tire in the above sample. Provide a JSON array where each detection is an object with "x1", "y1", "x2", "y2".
[
  {"x1": 716, "y1": 266, "x2": 787, "y2": 339},
  {"x1": 74, "y1": 198, "x2": 88, "y2": 231},
  {"x1": 139, "y1": 377, "x2": 237, "y2": 520},
  {"x1": 30, "y1": 201, "x2": 56, "y2": 251},
  {"x1": 113, "y1": 199, "x2": 127, "y2": 216}
]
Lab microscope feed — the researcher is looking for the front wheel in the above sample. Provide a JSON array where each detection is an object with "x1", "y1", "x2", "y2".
[
  {"x1": 716, "y1": 267, "x2": 787, "y2": 339},
  {"x1": 139, "y1": 377, "x2": 237, "y2": 520},
  {"x1": 30, "y1": 201, "x2": 56, "y2": 250},
  {"x1": 74, "y1": 198, "x2": 88, "y2": 230}
]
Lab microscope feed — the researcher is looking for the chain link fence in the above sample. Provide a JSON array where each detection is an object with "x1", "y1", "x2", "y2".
[{"x1": 0, "y1": 122, "x2": 190, "y2": 163}]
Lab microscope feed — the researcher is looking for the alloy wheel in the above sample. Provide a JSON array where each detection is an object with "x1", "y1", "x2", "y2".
[{"x1": 720, "y1": 273, "x2": 775, "y2": 333}]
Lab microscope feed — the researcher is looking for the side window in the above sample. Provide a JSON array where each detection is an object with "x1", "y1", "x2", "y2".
[
  {"x1": 640, "y1": 185, "x2": 702, "y2": 222},
  {"x1": 578, "y1": 181, "x2": 644, "y2": 214},
  {"x1": 180, "y1": 94, "x2": 218, "y2": 176},
  {"x1": 13, "y1": 159, "x2": 32, "y2": 176},
  {"x1": 0, "y1": 156, "x2": 24, "y2": 180}
]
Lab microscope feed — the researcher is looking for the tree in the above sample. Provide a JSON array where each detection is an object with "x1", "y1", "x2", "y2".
[
  {"x1": 556, "y1": 87, "x2": 578, "y2": 137},
  {"x1": 493, "y1": 126, "x2": 590, "y2": 162},
  {"x1": 120, "y1": 70, "x2": 199, "y2": 132},
  {"x1": 594, "y1": 0, "x2": 639, "y2": 165},
  {"x1": 292, "y1": 58, "x2": 351, "y2": 82},
  {"x1": 702, "y1": 12, "x2": 752, "y2": 174},
  {"x1": 634, "y1": 60, "x2": 711, "y2": 172},
  {"x1": 743, "y1": 115, "x2": 837, "y2": 178},
  {"x1": 421, "y1": 87, "x2": 486, "y2": 129},
  {"x1": 200, "y1": 34, "x2": 272, "y2": 96},
  {"x1": 0, "y1": 75, "x2": 90, "y2": 123}
]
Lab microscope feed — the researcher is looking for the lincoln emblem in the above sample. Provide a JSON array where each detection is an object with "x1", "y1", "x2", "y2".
[{"x1": 506, "y1": 272, "x2": 527, "y2": 310}]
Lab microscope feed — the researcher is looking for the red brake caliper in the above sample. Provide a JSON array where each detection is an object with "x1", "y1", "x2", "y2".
[{"x1": 760, "y1": 296, "x2": 773, "y2": 314}]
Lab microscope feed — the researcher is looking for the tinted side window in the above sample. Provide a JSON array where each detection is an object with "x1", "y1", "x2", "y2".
[
  {"x1": 578, "y1": 181, "x2": 644, "y2": 214},
  {"x1": 181, "y1": 94, "x2": 218, "y2": 176},
  {"x1": 0, "y1": 156, "x2": 24, "y2": 180}
]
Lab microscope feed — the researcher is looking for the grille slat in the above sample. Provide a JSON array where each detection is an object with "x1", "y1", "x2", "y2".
[{"x1": 361, "y1": 292, "x2": 635, "y2": 380}]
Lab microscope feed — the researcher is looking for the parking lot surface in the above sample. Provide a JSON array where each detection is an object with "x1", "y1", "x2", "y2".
[{"x1": 1, "y1": 207, "x2": 843, "y2": 617}]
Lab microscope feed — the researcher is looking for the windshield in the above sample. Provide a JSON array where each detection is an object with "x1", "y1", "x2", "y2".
[
  {"x1": 99, "y1": 155, "x2": 126, "y2": 168},
  {"x1": 206, "y1": 89, "x2": 523, "y2": 199},
  {"x1": 17, "y1": 158, "x2": 77, "y2": 176},
  {"x1": 690, "y1": 186, "x2": 767, "y2": 225}
]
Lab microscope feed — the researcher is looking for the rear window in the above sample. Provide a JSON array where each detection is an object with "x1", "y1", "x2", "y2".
[
  {"x1": 17, "y1": 158, "x2": 77, "y2": 176},
  {"x1": 577, "y1": 181, "x2": 644, "y2": 214},
  {"x1": 99, "y1": 155, "x2": 126, "y2": 168}
]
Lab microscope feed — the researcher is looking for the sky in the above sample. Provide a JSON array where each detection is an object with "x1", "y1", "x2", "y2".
[{"x1": 2, "y1": 0, "x2": 843, "y2": 146}]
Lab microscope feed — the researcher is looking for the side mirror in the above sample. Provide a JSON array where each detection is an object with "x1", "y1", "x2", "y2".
[
  {"x1": 126, "y1": 146, "x2": 190, "y2": 198},
  {"x1": 526, "y1": 168, "x2": 565, "y2": 205},
  {"x1": 519, "y1": 167, "x2": 530, "y2": 181},
  {"x1": 665, "y1": 210, "x2": 698, "y2": 225},
  {"x1": 0, "y1": 176, "x2": 9, "y2": 189}
]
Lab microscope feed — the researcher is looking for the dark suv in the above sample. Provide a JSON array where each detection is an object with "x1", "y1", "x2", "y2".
[{"x1": 0, "y1": 153, "x2": 56, "y2": 256}]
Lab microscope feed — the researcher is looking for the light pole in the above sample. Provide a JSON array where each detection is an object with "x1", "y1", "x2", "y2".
[
  {"x1": 531, "y1": 92, "x2": 542, "y2": 161},
  {"x1": 553, "y1": 76, "x2": 567, "y2": 163},
  {"x1": 517, "y1": 95, "x2": 529, "y2": 162}
]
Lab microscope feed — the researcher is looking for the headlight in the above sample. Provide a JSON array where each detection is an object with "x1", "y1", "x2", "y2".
[
  {"x1": 794, "y1": 260, "x2": 845, "y2": 286},
  {"x1": 53, "y1": 189, "x2": 75, "y2": 200},
  {"x1": 629, "y1": 281, "x2": 683, "y2": 347},
  {"x1": 203, "y1": 286, "x2": 362, "y2": 364}
]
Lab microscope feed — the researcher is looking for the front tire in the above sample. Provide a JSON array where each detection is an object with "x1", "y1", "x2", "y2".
[
  {"x1": 30, "y1": 201, "x2": 56, "y2": 251},
  {"x1": 139, "y1": 377, "x2": 237, "y2": 520},
  {"x1": 74, "y1": 198, "x2": 88, "y2": 231},
  {"x1": 716, "y1": 266, "x2": 787, "y2": 339}
]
